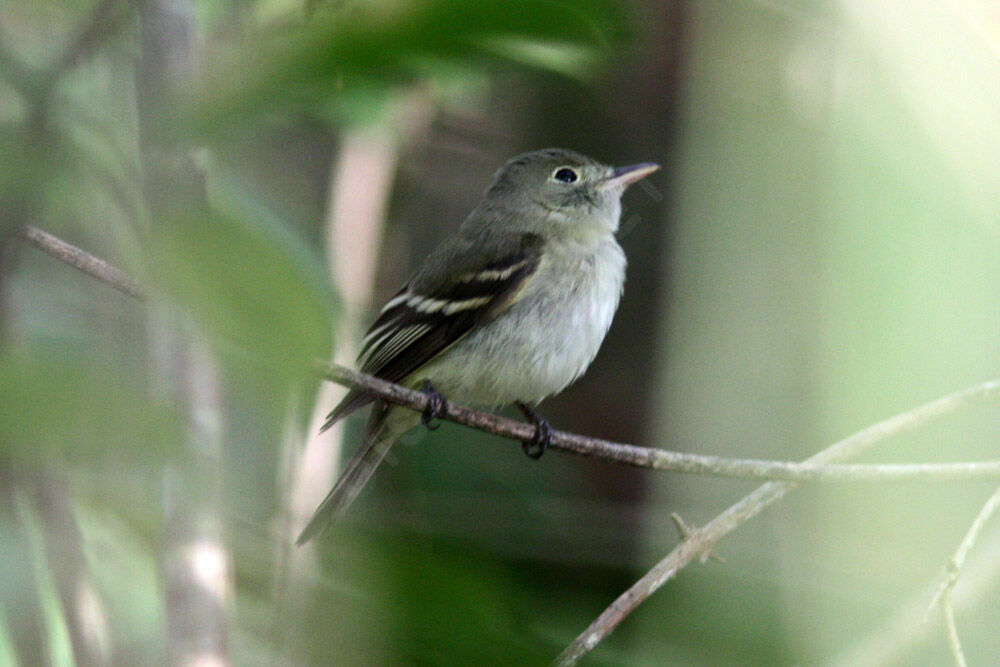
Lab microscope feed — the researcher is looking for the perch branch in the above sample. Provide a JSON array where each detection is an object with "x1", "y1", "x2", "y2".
[
  {"x1": 20, "y1": 224, "x2": 1000, "y2": 664},
  {"x1": 19, "y1": 224, "x2": 1000, "y2": 484},
  {"x1": 322, "y1": 364, "x2": 1000, "y2": 483}
]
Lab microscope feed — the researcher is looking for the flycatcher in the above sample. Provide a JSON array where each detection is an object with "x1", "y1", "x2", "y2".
[{"x1": 297, "y1": 148, "x2": 659, "y2": 545}]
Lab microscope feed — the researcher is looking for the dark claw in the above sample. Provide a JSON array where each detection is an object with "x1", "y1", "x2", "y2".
[
  {"x1": 516, "y1": 401, "x2": 553, "y2": 459},
  {"x1": 420, "y1": 380, "x2": 448, "y2": 430}
]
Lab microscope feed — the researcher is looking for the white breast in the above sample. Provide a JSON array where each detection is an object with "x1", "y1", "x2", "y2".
[{"x1": 418, "y1": 235, "x2": 626, "y2": 406}]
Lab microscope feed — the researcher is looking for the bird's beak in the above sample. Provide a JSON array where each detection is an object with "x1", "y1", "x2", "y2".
[{"x1": 601, "y1": 162, "x2": 660, "y2": 191}]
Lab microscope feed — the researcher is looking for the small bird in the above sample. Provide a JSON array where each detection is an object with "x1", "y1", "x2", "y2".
[{"x1": 296, "y1": 148, "x2": 659, "y2": 545}]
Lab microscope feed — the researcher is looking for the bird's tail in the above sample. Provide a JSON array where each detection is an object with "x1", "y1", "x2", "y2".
[{"x1": 296, "y1": 403, "x2": 416, "y2": 545}]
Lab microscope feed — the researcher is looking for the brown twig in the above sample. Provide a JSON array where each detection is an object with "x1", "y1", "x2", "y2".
[
  {"x1": 323, "y1": 365, "x2": 1000, "y2": 483},
  {"x1": 22, "y1": 225, "x2": 145, "y2": 299},
  {"x1": 829, "y1": 523, "x2": 1000, "y2": 665}
]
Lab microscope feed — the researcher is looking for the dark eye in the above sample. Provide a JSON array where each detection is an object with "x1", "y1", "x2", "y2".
[{"x1": 553, "y1": 167, "x2": 578, "y2": 183}]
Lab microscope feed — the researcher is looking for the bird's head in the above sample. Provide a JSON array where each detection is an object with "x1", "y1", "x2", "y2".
[{"x1": 482, "y1": 148, "x2": 659, "y2": 233}]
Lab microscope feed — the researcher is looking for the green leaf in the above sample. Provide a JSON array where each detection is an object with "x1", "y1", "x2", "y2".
[
  {"x1": 195, "y1": 0, "x2": 628, "y2": 131},
  {"x1": 0, "y1": 348, "x2": 178, "y2": 463},
  {"x1": 149, "y1": 211, "x2": 335, "y2": 376}
]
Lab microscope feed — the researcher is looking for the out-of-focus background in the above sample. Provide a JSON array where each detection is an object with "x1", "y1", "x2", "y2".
[{"x1": 2, "y1": 0, "x2": 999, "y2": 664}]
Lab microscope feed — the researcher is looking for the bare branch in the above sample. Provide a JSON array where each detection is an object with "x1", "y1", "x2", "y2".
[
  {"x1": 323, "y1": 365, "x2": 1000, "y2": 484},
  {"x1": 22, "y1": 225, "x2": 144, "y2": 299},
  {"x1": 941, "y1": 588, "x2": 967, "y2": 667},
  {"x1": 17, "y1": 224, "x2": 1000, "y2": 486},
  {"x1": 17, "y1": 221, "x2": 1000, "y2": 665},
  {"x1": 926, "y1": 483, "x2": 1000, "y2": 666},
  {"x1": 829, "y1": 522, "x2": 1000, "y2": 665},
  {"x1": 553, "y1": 379, "x2": 1000, "y2": 666},
  {"x1": 929, "y1": 484, "x2": 1000, "y2": 611}
]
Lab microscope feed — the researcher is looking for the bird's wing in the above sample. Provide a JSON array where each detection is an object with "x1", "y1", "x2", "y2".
[{"x1": 321, "y1": 231, "x2": 543, "y2": 430}]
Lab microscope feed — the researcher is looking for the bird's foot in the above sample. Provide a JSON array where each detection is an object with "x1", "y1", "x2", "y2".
[
  {"x1": 516, "y1": 401, "x2": 553, "y2": 459},
  {"x1": 420, "y1": 380, "x2": 448, "y2": 430}
]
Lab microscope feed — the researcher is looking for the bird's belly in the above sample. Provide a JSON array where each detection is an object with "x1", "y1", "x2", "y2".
[{"x1": 416, "y1": 251, "x2": 624, "y2": 406}]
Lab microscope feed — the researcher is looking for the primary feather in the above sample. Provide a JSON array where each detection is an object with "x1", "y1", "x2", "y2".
[{"x1": 320, "y1": 232, "x2": 544, "y2": 430}]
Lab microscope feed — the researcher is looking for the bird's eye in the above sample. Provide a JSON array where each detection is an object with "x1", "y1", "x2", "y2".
[{"x1": 552, "y1": 167, "x2": 578, "y2": 183}]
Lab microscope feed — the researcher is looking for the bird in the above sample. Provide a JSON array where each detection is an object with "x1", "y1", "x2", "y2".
[{"x1": 296, "y1": 148, "x2": 659, "y2": 545}]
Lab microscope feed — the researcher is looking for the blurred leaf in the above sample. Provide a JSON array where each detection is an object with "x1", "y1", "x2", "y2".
[
  {"x1": 0, "y1": 348, "x2": 178, "y2": 463},
  {"x1": 0, "y1": 122, "x2": 55, "y2": 235},
  {"x1": 195, "y1": 0, "x2": 628, "y2": 130},
  {"x1": 386, "y1": 537, "x2": 556, "y2": 665},
  {"x1": 149, "y1": 211, "x2": 335, "y2": 375},
  {"x1": 0, "y1": 107, "x2": 140, "y2": 245},
  {"x1": 475, "y1": 36, "x2": 602, "y2": 78},
  {"x1": 52, "y1": 98, "x2": 145, "y2": 226}
]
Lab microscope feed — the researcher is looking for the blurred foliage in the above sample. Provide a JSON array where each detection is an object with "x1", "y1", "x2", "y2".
[
  {"x1": 2, "y1": 0, "x2": 1000, "y2": 665},
  {"x1": 150, "y1": 209, "x2": 334, "y2": 374},
  {"x1": 0, "y1": 0, "x2": 637, "y2": 664},
  {"x1": 646, "y1": 1, "x2": 1000, "y2": 665},
  {"x1": 195, "y1": 0, "x2": 627, "y2": 129},
  {"x1": 0, "y1": 346, "x2": 177, "y2": 462}
]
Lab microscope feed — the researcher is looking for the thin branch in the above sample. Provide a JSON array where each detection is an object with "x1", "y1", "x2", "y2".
[
  {"x1": 22, "y1": 225, "x2": 144, "y2": 299},
  {"x1": 323, "y1": 364, "x2": 1000, "y2": 484},
  {"x1": 829, "y1": 524, "x2": 1000, "y2": 665},
  {"x1": 941, "y1": 588, "x2": 967, "y2": 667},
  {"x1": 16, "y1": 224, "x2": 1000, "y2": 486},
  {"x1": 552, "y1": 379, "x2": 1000, "y2": 666},
  {"x1": 927, "y1": 483, "x2": 1000, "y2": 666},
  {"x1": 19, "y1": 222, "x2": 1000, "y2": 664},
  {"x1": 670, "y1": 512, "x2": 722, "y2": 563},
  {"x1": 929, "y1": 484, "x2": 1000, "y2": 610}
]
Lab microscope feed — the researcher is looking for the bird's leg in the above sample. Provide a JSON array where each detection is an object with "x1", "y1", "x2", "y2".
[
  {"x1": 515, "y1": 401, "x2": 553, "y2": 459},
  {"x1": 420, "y1": 380, "x2": 448, "y2": 430}
]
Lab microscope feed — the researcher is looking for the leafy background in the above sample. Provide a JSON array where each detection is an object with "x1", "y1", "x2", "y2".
[{"x1": 1, "y1": 0, "x2": 999, "y2": 664}]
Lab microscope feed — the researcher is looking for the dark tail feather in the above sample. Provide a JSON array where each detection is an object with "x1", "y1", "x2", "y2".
[
  {"x1": 296, "y1": 403, "x2": 393, "y2": 545},
  {"x1": 319, "y1": 389, "x2": 374, "y2": 433}
]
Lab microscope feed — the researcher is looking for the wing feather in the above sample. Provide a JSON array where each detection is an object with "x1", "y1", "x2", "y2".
[{"x1": 321, "y1": 232, "x2": 543, "y2": 430}]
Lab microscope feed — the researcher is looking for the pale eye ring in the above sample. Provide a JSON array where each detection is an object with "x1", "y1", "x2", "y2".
[{"x1": 552, "y1": 167, "x2": 578, "y2": 183}]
